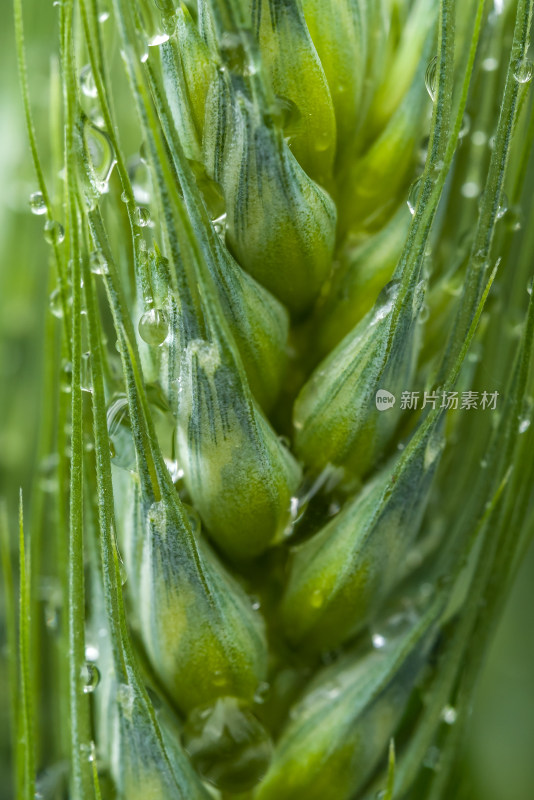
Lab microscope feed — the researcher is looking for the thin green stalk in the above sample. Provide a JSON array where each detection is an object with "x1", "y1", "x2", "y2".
[
  {"x1": 17, "y1": 492, "x2": 35, "y2": 800},
  {"x1": 0, "y1": 502, "x2": 18, "y2": 797}
]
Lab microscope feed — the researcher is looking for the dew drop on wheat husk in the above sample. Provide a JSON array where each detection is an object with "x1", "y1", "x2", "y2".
[
  {"x1": 107, "y1": 395, "x2": 137, "y2": 471},
  {"x1": 371, "y1": 280, "x2": 400, "y2": 325},
  {"x1": 423, "y1": 745, "x2": 442, "y2": 771},
  {"x1": 148, "y1": 32, "x2": 170, "y2": 47},
  {"x1": 183, "y1": 697, "x2": 273, "y2": 793},
  {"x1": 425, "y1": 55, "x2": 438, "y2": 101},
  {"x1": 81, "y1": 352, "x2": 93, "y2": 393},
  {"x1": 29, "y1": 191, "x2": 46, "y2": 215},
  {"x1": 188, "y1": 160, "x2": 226, "y2": 220},
  {"x1": 482, "y1": 56, "x2": 499, "y2": 72},
  {"x1": 441, "y1": 705, "x2": 458, "y2": 725},
  {"x1": 269, "y1": 95, "x2": 301, "y2": 129},
  {"x1": 472, "y1": 130, "x2": 488, "y2": 147},
  {"x1": 461, "y1": 181, "x2": 480, "y2": 199},
  {"x1": 128, "y1": 156, "x2": 152, "y2": 205},
  {"x1": 44, "y1": 220, "x2": 65, "y2": 245},
  {"x1": 85, "y1": 643, "x2": 99, "y2": 662},
  {"x1": 213, "y1": 213, "x2": 227, "y2": 237},
  {"x1": 459, "y1": 113, "x2": 471, "y2": 140},
  {"x1": 513, "y1": 58, "x2": 533, "y2": 84},
  {"x1": 84, "y1": 121, "x2": 116, "y2": 194},
  {"x1": 90, "y1": 250, "x2": 109, "y2": 276},
  {"x1": 134, "y1": 205, "x2": 151, "y2": 227},
  {"x1": 518, "y1": 418, "x2": 531, "y2": 434},
  {"x1": 506, "y1": 206, "x2": 523, "y2": 232},
  {"x1": 61, "y1": 361, "x2": 72, "y2": 394},
  {"x1": 254, "y1": 681, "x2": 270, "y2": 705},
  {"x1": 219, "y1": 30, "x2": 258, "y2": 77},
  {"x1": 496, "y1": 192, "x2": 508, "y2": 220},
  {"x1": 49, "y1": 288, "x2": 63, "y2": 319},
  {"x1": 81, "y1": 661, "x2": 101, "y2": 693},
  {"x1": 80, "y1": 64, "x2": 98, "y2": 98},
  {"x1": 165, "y1": 458, "x2": 184, "y2": 483},
  {"x1": 372, "y1": 633, "x2": 387, "y2": 650},
  {"x1": 138, "y1": 308, "x2": 169, "y2": 345},
  {"x1": 407, "y1": 177, "x2": 422, "y2": 215},
  {"x1": 117, "y1": 683, "x2": 135, "y2": 716}
]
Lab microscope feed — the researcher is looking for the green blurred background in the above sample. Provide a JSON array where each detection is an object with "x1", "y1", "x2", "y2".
[{"x1": 0, "y1": 1, "x2": 533, "y2": 798}]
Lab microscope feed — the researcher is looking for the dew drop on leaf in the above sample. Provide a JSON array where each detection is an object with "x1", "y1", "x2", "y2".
[
  {"x1": 49, "y1": 288, "x2": 63, "y2": 319},
  {"x1": 80, "y1": 64, "x2": 98, "y2": 98},
  {"x1": 425, "y1": 56, "x2": 437, "y2": 101},
  {"x1": 135, "y1": 205, "x2": 151, "y2": 227},
  {"x1": 513, "y1": 58, "x2": 533, "y2": 84},
  {"x1": 90, "y1": 250, "x2": 109, "y2": 275},
  {"x1": 138, "y1": 308, "x2": 169, "y2": 346},
  {"x1": 407, "y1": 177, "x2": 422, "y2": 215},
  {"x1": 81, "y1": 661, "x2": 101, "y2": 693},
  {"x1": 44, "y1": 220, "x2": 65, "y2": 245},
  {"x1": 29, "y1": 191, "x2": 47, "y2": 215}
]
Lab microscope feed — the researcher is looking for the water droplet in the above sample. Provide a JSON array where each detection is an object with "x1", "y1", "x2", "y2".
[
  {"x1": 250, "y1": 596, "x2": 261, "y2": 611},
  {"x1": 506, "y1": 206, "x2": 523, "y2": 232},
  {"x1": 310, "y1": 589, "x2": 324, "y2": 609},
  {"x1": 527, "y1": 278, "x2": 533, "y2": 296},
  {"x1": 213, "y1": 213, "x2": 227, "y2": 237},
  {"x1": 85, "y1": 643, "x2": 99, "y2": 662},
  {"x1": 188, "y1": 160, "x2": 226, "y2": 220},
  {"x1": 99, "y1": 10, "x2": 110, "y2": 23},
  {"x1": 29, "y1": 191, "x2": 47, "y2": 215},
  {"x1": 107, "y1": 395, "x2": 137, "y2": 471},
  {"x1": 270, "y1": 95, "x2": 301, "y2": 129},
  {"x1": 482, "y1": 56, "x2": 499, "y2": 72},
  {"x1": 44, "y1": 220, "x2": 65, "y2": 245},
  {"x1": 425, "y1": 56, "x2": 438, "y2": 101},
  {"x1": 496, "y1": 192, "x2": 508, "y2": 220},
  {"x1": 80, "y1": 64, "x2": 98, "y2": 98},
  {"x1": 441, "y1": 705, "x2": 458, "y2": 725},
  {"x1": 372, "y1": 633, "x2": 387, "y2": 649},
  {"x1": 128, "y1": 156, "x2": 152, "y2": 205},
  {"x1": 219, "y1": 30, "x2": 258, "y2": 77},
  {"x1": 254, "y1": 681, "x2": 270, "y2": 705},
  {"x1": 119, "y1": 558, "x2": 128, "y2": 586},
  {"x1": 140, "y1": 51, "x2": 149, "y2": 64},
  {"x1": 81, "y1": 352, "x2": 93, "y2": 393},
  {"x1": 165, "y1": 458, "x2": 184, "y2": 482},
  {"x1": 49, "y1": 288, "x2": 64, "y2": 319},
  {"x1": 148, "y1": 32, "x2": 170, "y2": 47},
  {"x1": 135, "y1": 205, "x2": 151, "y2": 227},
  {"x1": 81, "y1": 661, "x2": 101, "y2": 693},
  {"x1": 213, "y1": 670, "x2": 227, "y2": 688},
  {"x1": 472, "y1": 130, "x2": 488, "y2": 146},
  {"x1": 423, "y1": 745, "x2": 441, "y2": 771},
  {"x1": 461, "y1": 181, "x2": 480, "y2": 199},
  {"x1": 372, "y1": 280, "x2": 400, "y2": 324},
  {"x1": 117, "y1": 683, "x2": 135, "y2": 715},
  {"x1": 518, "y1": 418, "x2": 531, "y2": 434},
  {"x1": 407, "y1": 177, "x2": 422, "y2": 215},
  {"x1": 513, "y1": 58, "x2": 533, "y2": 84},
  {"x1": 84, "y1": 121, "x2": 116, "y2": 194},
  {"x1": 459, "y1": 113, "x2": 471, "y2": 139},
  {"x1": 183, "y1": 697, "x2": 273, "y2": 793},
  {"x1": 89, "y1": 250, "x2": 109, "y2": 275},
  {"x1": 138, "y1": 308, "x2": 169, "y2": 346},
  {"x1": 61, "y1": 361, "x2": 72, "y2": 394}
]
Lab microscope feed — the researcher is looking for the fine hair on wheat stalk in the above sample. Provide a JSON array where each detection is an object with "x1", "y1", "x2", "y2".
[{"x1": 3, "y1": 0, "x2": 534, "y2": 799}]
